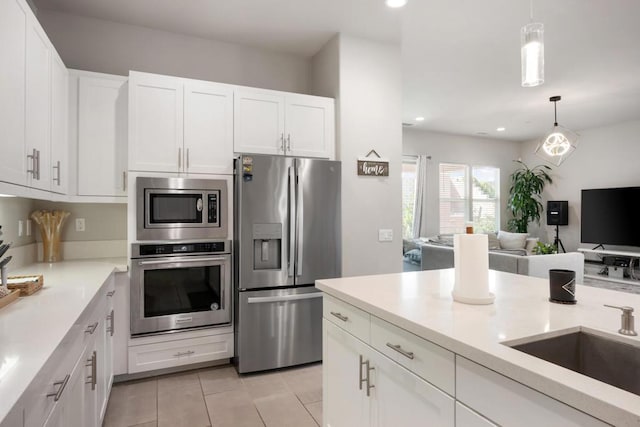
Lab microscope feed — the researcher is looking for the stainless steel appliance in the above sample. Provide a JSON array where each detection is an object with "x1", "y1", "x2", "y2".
[
  {"x1": 136, "y1": 177, "x2": 227, "y2": 241},
  {"x1": 234, "y1": 154, "x2": 341, "y2": 373},
  {"x1": 130, "y1": 241, "x2": 232, "y2": 335}
]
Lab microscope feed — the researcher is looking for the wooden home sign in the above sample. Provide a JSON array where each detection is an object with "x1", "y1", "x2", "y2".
[{"x1": 357, "y1": 150, "x2": 389, "y2": 176}]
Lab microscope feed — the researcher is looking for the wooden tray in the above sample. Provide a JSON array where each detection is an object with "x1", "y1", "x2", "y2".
[
  {"x1": 7, "y1": 275, "x2": 43, "y2": 296},
  {"x1": 0, "y1": 289, "x2": 20, "y2": 310}
]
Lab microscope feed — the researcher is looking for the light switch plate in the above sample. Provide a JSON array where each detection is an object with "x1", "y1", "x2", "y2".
[{"x1": 378, "y1": 229, "x2": 393, "y2": 242}]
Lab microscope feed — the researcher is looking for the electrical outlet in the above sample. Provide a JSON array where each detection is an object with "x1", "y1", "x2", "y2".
[
  {"x1": 378, "y1": 229, "x2": 393, "y2": 242},
  {"x1": 26, "y1": 219, "x2": 32, "y2": 236},
  {"x1": 75, "y1": 218, "x2": 86, "y2": 232},
  {"x1": 18, "y1": 220, "x2": 23, "y2": 237}
]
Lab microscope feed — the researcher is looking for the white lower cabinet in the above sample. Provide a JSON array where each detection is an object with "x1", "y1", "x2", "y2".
[
  {"x1": 455, "y1": 403, "x2": 497, "y2": 427},
  {"x1": 323, "y1": 320, "x2": 454, "y2": 427}
]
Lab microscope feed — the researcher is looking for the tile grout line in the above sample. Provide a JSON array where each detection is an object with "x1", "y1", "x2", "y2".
[
  {"x1": 197, "y1": 370, "x2": 214, "y2": 427},
  {"x1": 294, "y1": 391, "x2": 321, "y2": 427}
]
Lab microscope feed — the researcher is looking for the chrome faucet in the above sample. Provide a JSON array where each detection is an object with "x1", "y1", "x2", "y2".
[{"x1": 604, "y1": 304, "x2": 638, "y2": 336}]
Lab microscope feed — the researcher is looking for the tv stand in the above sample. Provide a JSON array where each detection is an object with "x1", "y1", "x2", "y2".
[{"x1": 578, "y1": 248, "x2": 640, "y2": 285}]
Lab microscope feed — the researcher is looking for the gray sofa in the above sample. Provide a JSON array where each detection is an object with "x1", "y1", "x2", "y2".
[{"x1": 420, "y1": 243, "x2": 585, "y2": 283}]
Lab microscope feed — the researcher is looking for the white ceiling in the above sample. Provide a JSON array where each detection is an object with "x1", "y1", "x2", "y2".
[{"x1": 34, "y1": 0, "x2": 640, "y2": 142}]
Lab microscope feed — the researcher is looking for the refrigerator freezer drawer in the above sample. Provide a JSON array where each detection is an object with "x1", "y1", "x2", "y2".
[{"x1": 236, "y1": 287, "x2": 323, "y2": 373}]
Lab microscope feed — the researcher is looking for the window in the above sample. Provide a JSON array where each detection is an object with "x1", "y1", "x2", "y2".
[
  {"x1": 402, "y1": 157, "x2": 418, "y2": 238},
  {"x1": 439, "y1": 163, "x2": 500, "y2": 234}
]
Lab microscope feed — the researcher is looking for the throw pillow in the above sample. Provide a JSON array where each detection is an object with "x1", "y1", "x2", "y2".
[
  {"x1": 497, "y1": 230, "x2": 529, "y2": 250},
  {"x1": 487, "y1": 232, "x2": 501, "y2": 250},
  {"x1": 525, "y1": 237, "x2": 540, "y2": 255}
]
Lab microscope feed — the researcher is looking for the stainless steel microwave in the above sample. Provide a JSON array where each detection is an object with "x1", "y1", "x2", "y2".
[{"x1": 136, "y1": 177, "x2": 228, "y2": 241}]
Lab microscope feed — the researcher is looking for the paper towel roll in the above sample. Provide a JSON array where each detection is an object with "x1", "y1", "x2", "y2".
[{"x1": 452, "y1": 234, "x2": 495, "y2": 305}]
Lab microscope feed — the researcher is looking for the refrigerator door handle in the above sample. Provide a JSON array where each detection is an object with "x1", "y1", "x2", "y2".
[
  {"x1": 296, "y1": 164, "x2": 303, "y2": 277},
  {"x1": 287, "y1": 166, "x2": 296, "y2": 277},
  {"x1": 247, "y1": 293, "x2": 323, "y2": 304}
]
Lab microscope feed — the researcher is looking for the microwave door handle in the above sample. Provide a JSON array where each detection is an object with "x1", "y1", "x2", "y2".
[
  {"x1": 288, "y1": 166, "x2": 295, "y2": 277},
  {"x1": 296, "y1": 164, "x2": 303, "y2": 277},
  {"x1": 138, "y1": 257, "x2": 228, "y2": 266}
]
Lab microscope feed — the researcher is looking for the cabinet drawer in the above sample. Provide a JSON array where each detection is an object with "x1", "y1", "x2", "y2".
[
  {"x1": 128, "y1": 333, "x2": 233, "y2": 373},
  {"x1": 323, "y1": 294, "x2": 370, "y2": 343},
  {"x1": 370, "y1": 316, "x2": 455, "y2": 395},
  {"x1": 456, "y1": 402, "x2": 497, "y2": 427},
  {"x1": 456, "y1": 357, "x2": 608, "y2": 427}
]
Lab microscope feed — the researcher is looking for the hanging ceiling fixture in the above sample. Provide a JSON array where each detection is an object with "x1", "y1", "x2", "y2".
[
  {"x1": 535, "y1": 96, "x2": 579, "y2": 166},
  {"x1": 521, "y1": 1, "x2": 544, "y2": 87}
]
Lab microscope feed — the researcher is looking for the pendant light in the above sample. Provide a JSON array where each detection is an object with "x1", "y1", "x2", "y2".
[
  {"x1": 535, "y1": 96, "x2": 579, "y2": 166},
  {"x1": 521, "y1": 1, "x2": 544, "y2": 87}
]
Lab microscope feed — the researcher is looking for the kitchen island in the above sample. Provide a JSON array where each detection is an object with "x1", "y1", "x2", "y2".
[{"x1": 316, "y1": 269, "x2": 640, "y2": 426}]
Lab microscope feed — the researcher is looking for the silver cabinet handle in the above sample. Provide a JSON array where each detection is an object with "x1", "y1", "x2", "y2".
[
  {"x1": 107, "y1": 290, "x2": 116, "y2": 297},
  {"x1": 85, "y1": 322, "x2": 98, "y2": 334},
  {"x1": 122, "y1": 171, "x2": 127, "y2": 192},
  {"x1": 35, "y1": 149, "x2": 41, "y2": 180},
  {"x1": 386, "y1": 343, "x2": 415, "y2": 360},
  {"x1": 47, "y1": 374, "x2": 70, "y2": 401},
  {"x1": 365, "y1": 361, "x2": 375, "y2": 397},
  {"x1": 286, "y1": 133, "x2": 291, "y2": 152},
  {"x1": 107, "y1": 309, "x2": 115, "y2": 336},
  {"x1": 52, "y1": 160, "x2": 61, "y2": 185},
  {"x1": 173, "y1": 350, "x2": 195, "y2": 357},
  {"x1": 186, "y1": 148, "x2": 190, "y2": 170},
  {"x1": 178, "y1": 147, "x2": 182, "y2": 171},
  {"x1": 359, "y1": 355, "x2": 366, "y2": 390},
  {"x1": 85, "y1": 351, "x2": 97, "y2": 390},
  {"x1": 330, "y1": 311, "x2": 349, "y2": 322},
  {"x1": 358, "y1": 355, "x2": 375, "y2": 396},
  {"x1": 280, "y1": 133, "x2": 285, "y2": 152},
  {"x1": 27, "y1": 148, "x2": 37, "y2": 178}
]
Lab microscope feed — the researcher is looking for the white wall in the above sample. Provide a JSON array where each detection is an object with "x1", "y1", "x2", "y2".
[
  {"x1": 312, "y1": 35, "x2": 403, "y2": 277},
  {"x1": 519, "y1": 119, "x2": 640, "y2": 253},
  {"x1": 36, "y1": 10, "x2": 310, "y2": 93},
  {"x1": 403, "y1": 128, "x2": 521, "y2": 237}
]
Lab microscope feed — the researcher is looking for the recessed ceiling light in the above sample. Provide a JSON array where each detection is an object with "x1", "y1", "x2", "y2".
[
  {"x1": 385, "y1": 0, "x2": 407, "y2": 8},
  {"x1": 496, "y1": 127, "x2": 506, "y2": 132},
  {"x1": 415, "y1": 116, "x2": 425, "y2": 122}
]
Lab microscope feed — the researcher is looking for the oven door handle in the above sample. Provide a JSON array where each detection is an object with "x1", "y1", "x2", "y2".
[
  {"x1": 247, "y1": 293, "x2": 323, "y2": 304},
  {"x1": 137, "y1": 257, "x2": 228, "y2": 266}
]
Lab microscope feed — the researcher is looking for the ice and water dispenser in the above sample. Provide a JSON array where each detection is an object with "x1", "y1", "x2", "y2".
[{"x1": 253, "y1": 223, "x2": 282, "y2": 270}]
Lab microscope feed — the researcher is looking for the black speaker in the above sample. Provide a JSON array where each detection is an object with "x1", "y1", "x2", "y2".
[{"x1": 547, "y1": 201, "x2": 568, "y2": 226}]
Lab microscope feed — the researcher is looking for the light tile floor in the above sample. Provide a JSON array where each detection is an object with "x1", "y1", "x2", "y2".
[{"x1": 103, "y1": 363, "x2": 322, "y2": 427}]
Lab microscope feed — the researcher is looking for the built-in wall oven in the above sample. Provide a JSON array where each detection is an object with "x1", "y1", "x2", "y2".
[
  {"x1": 136, "y1": 177, "x2": 228, "y2": 241},
  {"x1": 130, "y1": 241, "x2": 232, "y2": 335}
]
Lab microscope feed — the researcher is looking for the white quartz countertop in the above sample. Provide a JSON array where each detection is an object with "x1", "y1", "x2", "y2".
[
  {"x1": 316, "y1": 269, "x2": 640, "y2": 426},
  {"x1": 0, "y1": 258, "x2": 127, "y2": 424}
]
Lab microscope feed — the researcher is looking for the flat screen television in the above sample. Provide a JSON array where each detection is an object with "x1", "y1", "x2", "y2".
[{"x1": 581, "y1": 186, "x2": 640, "y2": 247}]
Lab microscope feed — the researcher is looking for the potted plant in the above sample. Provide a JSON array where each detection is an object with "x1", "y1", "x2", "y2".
[{"x1": 507, "y1": 160, "x2": 552, "y2": 233}]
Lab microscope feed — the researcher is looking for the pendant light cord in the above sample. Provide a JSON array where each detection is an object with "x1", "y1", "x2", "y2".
[
  {"x1": 554, "y1": 100, "x2": 558, "y2": 126},
  {"x1": 530, "y1": 0, "x2": 534, "y2": 21}
]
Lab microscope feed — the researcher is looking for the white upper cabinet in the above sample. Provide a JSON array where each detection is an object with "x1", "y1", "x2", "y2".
[
  {"x1": 285, "y1": 94, "x2": 334, "y2": 158},
  {"x1": 184, "y1": 81, "x2": 234, "y2": 174},
  {"x1": 234, "y1": 88, "x2": 334, "y2": 159},
  {"x1": 129, "y1": 71, "x2": 234, "y2": 175},
  {"x1": 25, "y1": 13, "x2": 52, "y2": 191},
  {"x1": 234, "y1": 89, "x2": 286, "y2": 156},
  {"x1": 50, "y1": 52, "x2": 69, "y2": 194},
  {"x1": 0, "y1": 0, "x2": 28, "y2": 186},
  {"x1": 128, "y1": 72, "x2": 183, "y2": 173},
  {"x1": 77, "y1": 73, "x2": 128, "y2": 197}
]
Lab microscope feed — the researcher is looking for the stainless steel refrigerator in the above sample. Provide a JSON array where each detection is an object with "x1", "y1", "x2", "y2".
[{"x1": 234, "y1": 154, "x2": 341, "y2": 373}]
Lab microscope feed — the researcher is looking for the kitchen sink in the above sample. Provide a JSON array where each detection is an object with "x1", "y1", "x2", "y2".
[{"x1": 505, "y1": 328, "x2": 640, "y2": 397}]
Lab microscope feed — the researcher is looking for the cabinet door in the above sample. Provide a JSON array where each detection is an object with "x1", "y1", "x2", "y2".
[
  {"x1": 184, "y1": 81, "x2": 233, "y2": 174},
  {"x1": 323, "y1": 320, "x2": 370, "y2": 427},
  {"x1": 369, "y1": 347, "x2": 454, "y2": 427},
  {"x1": 50, "y1": 52, "x2": 69, "y2": 194},
  {"x1": 25, "y1": 14, "x2": 52, "y2": 190},
  {"x1": 113, "y1": 272, "x2": 129, "y2": 376},
  {"x1": 0, "y1": 0, "x2": 28, "y2": 185},
  {"x1": 234, "y1": 89, "x2": 285, "y2": 155},
  {"x1": 285, "y1": 94, "x2": 334, "y2": 159},
  {"x1": 78, "y1": 76, "x2": 128, "y2": 196},
  {"x1": 129, "y1": 72, "x2": 183, "y2": 172}
]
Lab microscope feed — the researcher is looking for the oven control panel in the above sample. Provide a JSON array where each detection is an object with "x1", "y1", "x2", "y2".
[{"x1": 134, "y1": 241, "x2": 228, "y2": 257}]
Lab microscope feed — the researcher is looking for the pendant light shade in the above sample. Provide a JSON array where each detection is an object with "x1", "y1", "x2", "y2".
[
  {"x1": 521, "y1": 22, "x2": 544, "y2": 87},
  {"x1": 535, "y1": 96, "x2": 579, "y2": 166}
]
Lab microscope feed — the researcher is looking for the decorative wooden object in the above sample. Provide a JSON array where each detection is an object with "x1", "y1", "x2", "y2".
[
  {"x1": 31, "y1": 210, "x2": 70, "y2": 263},
  {"x1": 357, "y1": 149, "x2": 389, "y2": 176},
  {"x1": 0, "y1": 289, "x2": 20, "y2": 310},
  {"x1": 7, "y1": 275, "x2": 44, "y2": 296}
]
